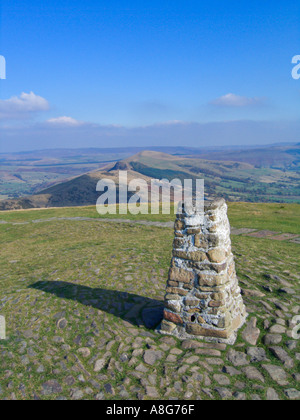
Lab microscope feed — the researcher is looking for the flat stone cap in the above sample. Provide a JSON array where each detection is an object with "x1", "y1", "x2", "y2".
[
  {"x1": 204, "y1": 198, "x2": 226, "y2": 211},
  {"x1": 177, "y1": 197, "x2": 226, "y2": 217}
]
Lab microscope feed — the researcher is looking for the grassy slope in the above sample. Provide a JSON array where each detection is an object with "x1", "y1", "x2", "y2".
[
  {"x1": 0, "y1": 202, "x2": 299, "y2": 234},
  {"x1": 1, "y1": 149, "x2": 300, "y2": 209},
  {"x1": 127, "y1": 152, "x2": 300, "y2": 203},
  {"x1": 0, "y1": 203, "x2": 299, "y2": 400}
]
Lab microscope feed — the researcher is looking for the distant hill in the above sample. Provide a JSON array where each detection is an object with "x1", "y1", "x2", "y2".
[
  {"x1": 1, "y1": 147, "x2": 299, "y2": 210},
  {"x1": 1, "y1": 142, "x2": 299, "y2": 168},
  {"x1": 191, "y1": 144, "x2": 300, "y2": 170}
]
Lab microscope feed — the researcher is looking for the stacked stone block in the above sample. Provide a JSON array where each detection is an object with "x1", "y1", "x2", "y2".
[{"x1": 160, "y1": 198, "x2": 247, "y2": 344}]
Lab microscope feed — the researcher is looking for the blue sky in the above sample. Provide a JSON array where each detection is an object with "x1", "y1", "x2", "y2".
[{"x1": 0, "y1": 0, "x2": 299, "y2": 152}]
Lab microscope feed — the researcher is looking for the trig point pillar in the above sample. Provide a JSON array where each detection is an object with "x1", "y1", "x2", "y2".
[{"x1": 160, "y1": 198, "x2": 247, "y2": 344}]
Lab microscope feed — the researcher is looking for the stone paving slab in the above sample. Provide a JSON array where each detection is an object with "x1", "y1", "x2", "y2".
[
  {"x1": 268, "y1": 233, "x2": 299, "y2": 241},
  {"x1": 5, "y1": 217, "x2": 175, "y2": 229},
  {"x1": 245, "y1": 230, "x2": 279, "y2": 238}
]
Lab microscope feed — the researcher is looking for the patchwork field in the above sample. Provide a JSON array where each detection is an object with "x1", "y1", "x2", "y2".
[{"x1": 0, "y1": 203, "x2": 299, "y2": 400}]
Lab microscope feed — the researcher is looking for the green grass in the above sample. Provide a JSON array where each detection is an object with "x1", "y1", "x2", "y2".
[
  {"x1": 228, "y1": 202, "x2": 300, "y2": 234},
  {"x1": 0, "y1": 203, "x2": 299, "y2": 400}
]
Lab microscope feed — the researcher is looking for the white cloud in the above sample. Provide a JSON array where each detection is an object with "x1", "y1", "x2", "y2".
[
  {"x1": 141, "y1": 120, "x2": 187, "y2": 128},
  {"x1": 0, "y1": 92, "x2": 49, "y2": 120},
  {"x1": 46, "y1": 116, "x2": 84, "y2": 126},
  {"x1": 211, "y1": 93, "x2": 264, "y2": 107}
]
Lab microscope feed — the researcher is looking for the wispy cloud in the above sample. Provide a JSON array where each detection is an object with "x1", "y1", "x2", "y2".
[
  {"x1": 211, "y1": 93, "x2": 265, "y2": 107},
  {"x1": 47, "y1": 116, "x2": 84, "y2": 126},
  {"x1": 148, "y1": 120, "x2": 187, "y2": 127},
  {"x1": 1, "y1": 119, "x2": 299, "y2": 153},
  {"x1": 0, "y1": 92, "x2": 49, "y2": 120}
]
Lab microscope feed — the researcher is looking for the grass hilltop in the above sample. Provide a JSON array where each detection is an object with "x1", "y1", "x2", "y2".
[{"x1": 0, "y1": 203, "x2": 299, "y2": 400}]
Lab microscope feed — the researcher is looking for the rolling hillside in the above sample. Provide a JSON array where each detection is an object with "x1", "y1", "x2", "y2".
[
  {"x1": 0, "y1": 149, "x2": 299, "y2": 210},
  {"x1": 184, "y1": 143, "x2": 300, "y2": 171}
]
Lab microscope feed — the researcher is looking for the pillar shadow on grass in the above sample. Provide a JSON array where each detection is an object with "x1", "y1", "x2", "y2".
[{"x1": 29, "y1": 281, "x2": 164, "y2": 330}]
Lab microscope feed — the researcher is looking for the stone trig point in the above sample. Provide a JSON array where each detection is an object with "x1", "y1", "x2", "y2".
[{"x1": 160, "y1": 198, "x2": 247, "y2": 344}]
